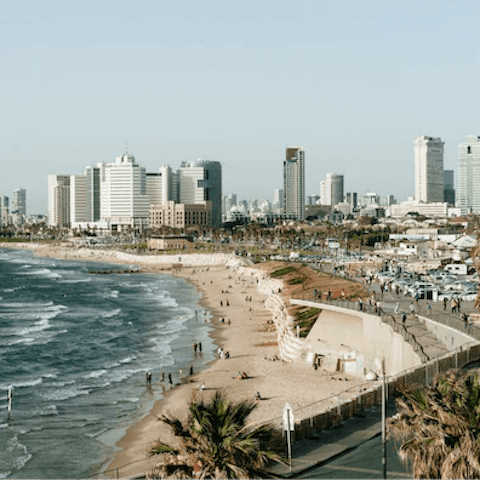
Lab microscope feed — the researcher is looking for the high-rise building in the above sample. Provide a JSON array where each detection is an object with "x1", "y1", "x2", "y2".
[
  {"x1": 273, "y1": 189, "x2": 283, "y2": 211},
  {"x1": 0, "y1": 195, "x2": 9, "y2": 228},
  {"x1": 443, "y1": 170, "x2": 455, "y2": 205},
  {"x1": 47, "y1": 175, "x2": 70, "y2": 227},
  {"x1": 414, "y1": 136, "x2": 444, "y2": 203},
  {"x1": 85, "y1": 164, "x2": 104, "y2": 223},
  {"x1": 458, "y1": 135, "x2": 480, "y2": 214},
  {"x1": 177, "y1": 160, "x2": 222, "y2": 227},
  {"x1": 222, "y1": 194, "x2": 237, "y2": 216},
  {"x1": 70, "y1": 174, "x2": 87, "y2": 224},
  {"x1": 320, "y1": 180, "x2": 327, "y2": 205},
  {"x1": 345, "y1": 192, "x2": 357, "y2": 208},
  {"x1": 100, "y1": 152, "x2": 150, "y2": 229},
  {"x1": 12, "y1": 188, "x2": 26, "y2": 216},
  {"x1": 283, "y1": 147, "x2": 305, "y2": 219},
  {"x1": 325, "y1": 173, "x2": 344, "y2": 206},
  {"x1": 146, "y1": 165, "x2": 172, "y2": 206}
]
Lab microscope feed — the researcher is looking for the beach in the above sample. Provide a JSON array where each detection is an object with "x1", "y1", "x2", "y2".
[{"x1": 1, "y1": 243, "x2": 364, "y2": 479}]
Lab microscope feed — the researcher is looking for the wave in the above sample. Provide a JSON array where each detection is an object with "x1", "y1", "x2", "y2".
[
  {"x1": 35, "y1": 405, "x2": 58, "y2": 416},
  {"x1": 2, "y1": 286, "x2": 25, "y2": 293},
  {"x1": 0, "y1": 423, "x2": 7, "y2": 429},
  {"x1": 119, "y1": 355, "x2": 136, "y2": 364},
  {"x1": 84, "y1": 369, "x2": 107, "y2": 379},
  {"x1": 58, "y1": 278, "x2": 92, "y2": 284},
  {"x1": 40, "y1": 386, "x2": 91, "y2": 401},
  {"x1": 0, "y1": 378, "x2": 43, "y2": 391},
  {"x1": 103, "y1": 290, "x2": 119, "y2": 299},
  {"x1": 87, "y1": 428, "x2": 108, "y2": 438},
  {"x1": 100, "y1": 308, "x2": 121, "y2": 319},
  {"x1": 17, "y1": 268, "x2": 61, "y2": 278}
]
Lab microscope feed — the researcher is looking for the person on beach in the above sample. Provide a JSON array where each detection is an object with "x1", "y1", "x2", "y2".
[
  {"x1": 198, "y1": 342, "x2": 202, "y2": 352},
  {"x1": 160, "y1": 371, "x2": 165, "y2": 383},
  {"x1": 146, "y1": 372, "x2": 152, "y2": 384},
  {"x1": 179, "y1": 368, "x2": 183, "y2": 378},
  {"x1": 193, "y1": 343, "x2": 197, "y2": 352},
  {"x1": 220, "y1": 301, "x2": 223, "y2": 307},
  {"x1": 189, "y1": 365, "x2": 194, "y2": 375},
  {"x1": 168, "y1": 373, "x2": 172, "y2": 385},
  {"x1": 226, "y1": 300, "x2": 230, "y2": 306}
]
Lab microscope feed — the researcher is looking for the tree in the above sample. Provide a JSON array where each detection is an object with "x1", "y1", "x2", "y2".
[
  {"x1": 388, "y1": 369, "x2": 480, "y2": 479},
  {"x1": 148, "y1": 391, "x2": 283, "y2": 479}
]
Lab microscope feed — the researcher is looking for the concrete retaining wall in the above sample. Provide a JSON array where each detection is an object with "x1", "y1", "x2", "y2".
[{"x1": 417, "y1": 314, "x2": 476, "y2": 350}]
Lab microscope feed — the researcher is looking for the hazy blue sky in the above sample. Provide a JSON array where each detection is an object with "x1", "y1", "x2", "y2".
[{"x1": 1, "y1": 0, "x2": 479, "y2": 214}]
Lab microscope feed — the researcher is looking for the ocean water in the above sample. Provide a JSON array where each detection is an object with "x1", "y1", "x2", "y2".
[{"x1": 0, "y1": 248, "x2": 215, "y2": 479}]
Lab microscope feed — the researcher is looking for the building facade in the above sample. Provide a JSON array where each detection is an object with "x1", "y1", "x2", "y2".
[
  {"x1": 414, "y1": 136, "x2": 445, "y2": 203},
  {"x1": 325, "y1": 173, "x2": 344, "y2": 206},
  {"x1": 0, "y1": 195, "x2": 9, "y2": 228},
  {"x1": 12, "y1": 188, "x2": 26, "y2": 225},
  {"x1": 70, "y1": 174, "x2": 87, "y2": 224},
  {"x1": 443, "y1": 170, "x2": 455, "y2": 205},
  {"x1": 177, "y1": 160, "x2": 222, "y2": 227},
  {"x1": 283, "y1": 147, "x2": 305, "y2": 219},
  {"x1": 85, "y1": 164, "x2": 104, "y2": 223},
  {"x1": 458, "y1": 135, "x2": 480, "y2": 214},
  {"x1": 149, "y1": 201, "x2": 212, "y2": 229},
  {"x1": 100, "y1": 153, "x2": 150, "y2": 229},
  {"x1": 47, "y1": 175, "x2": 71, "y2": 227}
]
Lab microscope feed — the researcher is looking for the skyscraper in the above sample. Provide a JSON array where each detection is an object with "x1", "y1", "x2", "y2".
[
  {"x1": 101, "y1": 152, "x2": 150, "y2": 230},
  {"x1": 85, "y1": 163, "x2": 104, "y2": 223},
  {"x1": 325, "y1": 173, "x2": 344, "y2": 207},
  {"x1": 70, "y1": 174, "x2": 87, "y2": 224},
  {"x1": 443, "y1": 170, "x2": 455, "y2": 206},
  {"x1": 458, "y1": 135, "x2": 480, "y2": 214},
  {"x1": 283, "y1": 147, "x2": 305, "y2": 219},
  {"x1": 0, "y1": 196, "x2": 9, "y2": 228},
  {"x1": 177, "y1": 160, "x2": 222, "y2": 227},
  {"x1": 47, "y1": 175, "x2": 70, "y2": 227},
  {"x1": 414, "y1": 136, "x2": 445, "y2": 203},
  {"x1": 12, "y1": 188, "x2": 26, "y2": 226},
  {"x1": 146, "y1": 166, "x2": 172, "y2": 206}
]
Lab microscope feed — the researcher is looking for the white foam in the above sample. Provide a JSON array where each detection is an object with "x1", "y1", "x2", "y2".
[
  {"x1": 84, "y1": 369, "x2": 107, "y2": 379},
  {"x1": 103, "y1": 290, "x2": 119, "y2": 299},
  {"x1": 37, "y1": 405, "x2": 58, "y2": 416},
  {"x1": 119, "y1": 355, "x2": 136, "y2": 364},
  {"x1": 0, "y1": 423, "x2": 8, "y2": 429},
  {"x1": 0, "y1": 378, "x2": 43, "y2": 391},
  {"x1": 87, "y1": 428, "x2": 108, "y2": 438},
  {"x1": 40, "y1": 386, "x2": 90, "y2": 401},
  {"x1": 17, "y1": 268, "x2": 60, "y2": 278},
  {"x1": 100, "y1": 308, "x2": 121, "y2": 319}
]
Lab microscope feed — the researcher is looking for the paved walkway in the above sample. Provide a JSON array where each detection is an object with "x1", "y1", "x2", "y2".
[{"x1": 270, "y1": 399, "x2": 398, "y2": 478}]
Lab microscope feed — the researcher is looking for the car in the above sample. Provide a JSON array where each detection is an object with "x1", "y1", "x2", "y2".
[
  {"x1": 406, "y1": 282, "x2": 435, "y2": 296},
  {"x1": 461, "y1": 291, "x2": 478, "y2": 302}
]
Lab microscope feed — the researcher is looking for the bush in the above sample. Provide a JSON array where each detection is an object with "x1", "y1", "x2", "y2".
[
  {"x1": 271, "y1": 266, "x2": 295, "y2": 277},
  {"x1": 288, "y1": 278, "x2": 303, "y2": 285}
]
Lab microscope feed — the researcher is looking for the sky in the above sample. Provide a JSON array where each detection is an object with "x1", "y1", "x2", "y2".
[{"x1": 0, "y1": 0, "x2": 479, "y2": 214}]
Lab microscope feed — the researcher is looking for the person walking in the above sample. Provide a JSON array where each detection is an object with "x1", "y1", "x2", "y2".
[
  {"x1": 394, "y1": 301, "x2": 400, "y2": 314},
  {"x1": 443, "y1": 297, "x2": 447, "y2": 311},
  {"x1": 457, "y1": 297, "x2": 462, "y2": 314},
  {"x1": 358, "y1": 298, "x2": 363, "y2": 311},
  {"x1": 402, "y1": 312, "x2": 407, "y2": 325},
  {"x1": 409, "y1": 302, "x2": 415, "y2": 316}
]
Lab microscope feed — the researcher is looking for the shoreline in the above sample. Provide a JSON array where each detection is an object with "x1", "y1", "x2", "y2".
[{"x1": 1, "y1": 243, "x2": 365, "y2": 479}]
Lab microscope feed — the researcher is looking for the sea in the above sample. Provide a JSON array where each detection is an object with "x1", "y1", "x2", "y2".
[{"x1": 0, "y1": 247, "x2": 216, "y2": 479}]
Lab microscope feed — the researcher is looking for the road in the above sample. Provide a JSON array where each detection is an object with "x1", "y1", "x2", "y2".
[{"x1": 297, "y1": 435, "x2": 412, "y2": 479}]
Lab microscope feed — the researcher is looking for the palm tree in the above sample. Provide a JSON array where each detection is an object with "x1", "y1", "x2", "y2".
[
  {"x1": 388, "y1": 369, "x2": 480, "y2": 479},
  {"x1": 148, "y1": 391, "x2": 283, "y2": 479}
]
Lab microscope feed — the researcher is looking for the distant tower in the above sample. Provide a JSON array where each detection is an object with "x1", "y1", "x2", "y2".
[
  {"x1": 12, "y1": 188, "x2": 26, "y2": 226},
  {"x1": 414, "y1": 136, "x2": 444, "y2": 203},
  {"x1": 458, "y1": 135, "x2": 480, "y2": 214},
  {"x1": 283, "y1": 147, "x2": 305, "y2": 219},
  {"x1": 0, "y1": 195, "x2": 9, "y2": 228},
  {"x1": 325, "y1": 173, "x2": 344, "y2": 206},
  {"x1": 443, "y1": 170, "x2": 455, "y2": 205},
  {"x1": 177, "y1": 160, "x2": 222, "y2": 227},
  {"x1": 48, "y1": 175, "x2": 71, "y2": 227}
]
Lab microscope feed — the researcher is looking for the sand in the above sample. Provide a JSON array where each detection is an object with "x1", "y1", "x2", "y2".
[{"x1": 1, "y1": 243, "x2": 364, "y2": 479}]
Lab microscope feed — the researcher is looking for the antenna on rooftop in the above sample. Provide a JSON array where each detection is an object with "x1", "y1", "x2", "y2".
[{"x1": 125, "y1": 141, "x2": 128, "y2": 154}]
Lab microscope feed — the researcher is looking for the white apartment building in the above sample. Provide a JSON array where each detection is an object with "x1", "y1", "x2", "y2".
[
  {"x1": 177, "y1": 160, "x2": 222, "y2": 227},
  {"x1": 414, "y1": 136, "x2": 444, "y2": 203},
  {"x1": 283, "y1": 147, "x2": 305, "y2": 219},
  {"x1": 273, "y1": 189, "x2": 283, "y2": 211},
  {"x1": 70, "y1": 174, "x2": 87, "y2": 224},
  {"x1": 100, "y1": 153, "x2": 150, "y2": 230},
  {"x1": 388, "y1": 200, "x2": 455, "y2": 218},
  {"x1": 47, "y1": 175, "x2": 70, "y2": 227},
  {"x1": 458, "y1": 135, "x2": 480, "y2": 214}
]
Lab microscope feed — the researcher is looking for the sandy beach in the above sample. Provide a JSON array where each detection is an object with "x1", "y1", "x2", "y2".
[{"x1": 1, "y1": 243, "x2": 364, "y2": 478}]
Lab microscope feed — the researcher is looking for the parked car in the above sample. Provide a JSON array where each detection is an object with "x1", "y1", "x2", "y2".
[{"x1": 461, "y1": 291, "x2": 478, "y2": 302}]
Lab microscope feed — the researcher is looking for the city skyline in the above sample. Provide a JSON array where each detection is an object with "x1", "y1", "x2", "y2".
[{"x1": 1, "y1": 1, "x2": 479, "y2": 213}]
